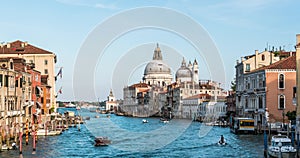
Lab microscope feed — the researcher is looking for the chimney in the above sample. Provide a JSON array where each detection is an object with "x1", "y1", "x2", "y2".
[
  {"x1": 255, "y1": 50, "x2": 258, "y2": 69},
  {"x1": 6, "y1": 43, "x2": 10, "y2": 48},
  {"x1": 296, "y1": 34, "x2": 300, "y2": 46},
  {"x1": 24, "y1": 41, "x2": 28, "y2": 46},
  {"x1": 21, "y1": 43, "x2": 24, "y2": 48}
]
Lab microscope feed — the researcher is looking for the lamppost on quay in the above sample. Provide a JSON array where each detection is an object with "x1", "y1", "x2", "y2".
[
  {"x1": 282, "y1": 109, "x2": 285, "y2": 126},
  {"x1": 264, "y1": 108, "x2": 269, "y2": 158}
]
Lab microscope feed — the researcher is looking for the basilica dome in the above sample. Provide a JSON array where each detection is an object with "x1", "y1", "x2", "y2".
[
  {"x1": 176, "y1": 67, "x2": 192, "y2": 78},
  {"x1": 143, "y1": 44, "x2": 173, "y2": 86},
  {"x1": 144, "y1": 60, "x2": 171, "y2": 75},
  {"x1": 175, "y1": 58, "x2": 193, "y2": 82}
]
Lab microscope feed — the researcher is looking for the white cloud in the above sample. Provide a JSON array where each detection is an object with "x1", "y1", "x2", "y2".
[
  {"x1": 94, "y1": 3, "x2": 118, "y2": 10},
  {"x1": 56, "y1": 0, "x2": 118, "y2": 10}
]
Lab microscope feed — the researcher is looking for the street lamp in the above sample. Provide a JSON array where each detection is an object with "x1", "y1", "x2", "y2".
[{"x1": 282, "y1": 109, "x2": 285, "y2": 124}]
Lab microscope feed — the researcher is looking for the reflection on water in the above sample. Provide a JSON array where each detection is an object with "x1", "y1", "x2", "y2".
[{"x1": 0, "y1": 108, "x2": 264, "y2": 158}]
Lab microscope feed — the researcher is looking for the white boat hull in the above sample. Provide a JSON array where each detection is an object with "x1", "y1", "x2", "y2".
[
  {"x1": 268, "y1": 150, "x2": 296, "y2": 158},
  {"x1": 32, "y1": 130, "x2": 62, "y2": 136}
]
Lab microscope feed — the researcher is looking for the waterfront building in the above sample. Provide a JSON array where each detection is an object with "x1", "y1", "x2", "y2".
[
  {"x1": 167, "y1": 79, "x2": 227, "y2": 119},
  {"x1": 200, "y1": 101, "x2": 227, "y2": 122},
  {"x1": 226, "y1": 91, "x2": 236, "y2": 127},
  {"x1": 296, "y1": 34, "x2": 300, "y2": 134},
  {"x1": 27, "y1": 65, "x2": 42, "y2": 127},
  {"x1": 105, "y1": 89, "x2": 118, "y2": 112},
  {"x1": 235, "y1": 49, "x2": 296, "y2": 131},
  {"x1": 0, "y1": 57, "x2": 32, "y2": 147},
  {"x1": 182, "y1": 94, "x2": 209, "y2": 119},
  {"x1": 0, "y1": 40, "x2": 57, "y2": 119}
]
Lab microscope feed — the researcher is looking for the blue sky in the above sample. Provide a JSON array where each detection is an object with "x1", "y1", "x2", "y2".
[{"x1": 1, "y1": 0, "x2": 299, "y2": 101}]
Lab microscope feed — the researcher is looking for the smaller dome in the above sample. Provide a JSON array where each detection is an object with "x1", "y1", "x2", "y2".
[{"x1": 176, "y1": 67, "x2": 192, "y2": 79}]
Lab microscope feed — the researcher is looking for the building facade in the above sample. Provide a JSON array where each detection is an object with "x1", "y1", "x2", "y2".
[
  {"x1": 0, "y1": 40, "x2": 57, "y2": 116},
  {"x1": 105, "y1": 89, "x2": 118, "y2": 111},
  {"x1": 235, "y1": 48, "x2": 296, "y2": 131}
]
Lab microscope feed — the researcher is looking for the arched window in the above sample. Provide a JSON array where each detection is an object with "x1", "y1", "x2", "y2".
[
  {"x1": 279, "y1": 74, "x2": 284, "y2": 89},
  {"x1": 279, "y1": 95, "x2": 285, "y2": 109},
  {"x1": 261, "y1": 54, "x2": 265, "y2": 61}
]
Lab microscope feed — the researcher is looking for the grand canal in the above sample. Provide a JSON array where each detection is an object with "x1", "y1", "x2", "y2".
[{"x1": 0, "y1": 108, "x2": 265, "y2": 158}]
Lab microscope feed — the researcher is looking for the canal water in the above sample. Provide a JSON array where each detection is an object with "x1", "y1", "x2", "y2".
[{"x1": 0, "y1": 108, "x2": 265, "y2": 158}]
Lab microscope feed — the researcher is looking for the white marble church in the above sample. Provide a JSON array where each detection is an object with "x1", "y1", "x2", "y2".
[{"x1": 121, "y1": 44, "x2": 227, "y2": 118}]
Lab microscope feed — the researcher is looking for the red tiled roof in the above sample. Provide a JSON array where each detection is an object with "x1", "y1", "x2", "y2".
[
  {"x1": 0, "y1": 40, "x2": 54, "y2": 54},
  {"x1": 184, "y1": 94, "x2": 211, "y2": 100},
  {"x1": 252, "y1": 55, "x2": 296, "y2": 72},
  {"x1": 130, "y1": 82, "x2": 149, "y2": 88},
  {"x1": 140, "y1": 89, "x2": 150, "y2": 92}
]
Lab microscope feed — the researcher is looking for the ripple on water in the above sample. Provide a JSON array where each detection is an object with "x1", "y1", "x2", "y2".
[{"x1": 0, "y1": 108, "x2": 265, "y2": 158}]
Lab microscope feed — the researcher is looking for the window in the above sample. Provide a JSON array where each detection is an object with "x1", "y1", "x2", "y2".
[
  {"x1": 293, "y1": 87, "x2": 297, "y2": 98},
  {"x1": 246, "y1": 64, "x2": 250, "y2": 72},
  {"x1": 44, "y1": 69, "x2": 48, "y2": 74},
  {"x1": 30, "y1": 60, "x2": 33, "y2": 63},
  {"x1": 4, "y1": 75, "x2": 8, "y2": 87},
  {"x1": 20, "y1": 77, "x2": 23, "y2": 88},
  {"x1": 245, "y1": 97, "x2": 248, "y2": 108},
  {"x1": 10, "y1": 62, "x2": 13, "y2": 70},
  {"x1": 261, "y1": 54, "x2": 265, "y2": 61},
  {"x1": 0, "y1": 74, "x2": 2, "y2": 86},
  {"x1": 15, "y1": 78, "x2": 18, "y2": 87},
  {"x1": 279, "y1": 95, "x2": 285, "y2": 109},
  {"x1": 279, "y1": 74, "x2": 284, "y2": 89},
  {"x1": 258, "y1": 96, "x2": 263, "y2": 109},
  {"x1": 44, "y1": 60, "x2": 48, "y2": 65}
]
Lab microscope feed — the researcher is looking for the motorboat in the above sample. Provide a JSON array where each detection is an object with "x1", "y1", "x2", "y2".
[
  {"x1": 217, "y1": 139, "x2": 227, "y2": 146},
  {"x1": 160, "y1": 118, "x2": 169, "y2": 123},
  {"x1": 142, "y1": 119, "x2": 148, "y2": 123},
  {"x1": 268, "y1": 134, "x2": 296, "y2": 158},
  {"x1": 94, "y1": 137, "x2": 111, "y2": 146},
  {"x1": 217, "y1": 135, "x2": 227, "y2": 146}
]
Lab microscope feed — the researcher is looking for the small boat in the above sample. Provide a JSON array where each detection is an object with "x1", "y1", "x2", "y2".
[
  {"x1": 217, "y1": 140, "x2": 227, "y2": 146},
  {"x1": 142, "y1": 119, "x2": 148, "y2": 123},
  {"x1": 160, "y1": 118, "x2": 169, "y2": 123},
  {"x1": 268, "y1": 134, "x2": 296, "y2": 158},
  {"x1": 95, "y1": 115, "x2": 100, "y2": 118},
  {"x1": 76, "y1": 106, "x2": 81, "y2": 110},
  {"x1": 94, "y1": 137, "x2": 111, "y2": 146}
]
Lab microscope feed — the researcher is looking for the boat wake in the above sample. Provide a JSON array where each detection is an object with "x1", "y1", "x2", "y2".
[{"x1": 85, "y1": 117, "x2": 192, "y2": 152}]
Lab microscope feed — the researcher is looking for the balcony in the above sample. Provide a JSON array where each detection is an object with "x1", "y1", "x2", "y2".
[{"x1": 244, "y1": 108, "x2": 256, "y2": 113}]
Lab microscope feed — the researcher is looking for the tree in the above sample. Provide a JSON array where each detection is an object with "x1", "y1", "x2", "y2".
[{"x1": 286, "y1": 111, "x2": 296, "y2": 121}]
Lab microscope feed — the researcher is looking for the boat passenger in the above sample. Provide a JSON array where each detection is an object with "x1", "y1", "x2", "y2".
[
  {"x1": 12, "y1": 142, "x2": 17, "y2": 150},
  {"x1": 219, "y1": 135, "x2": 225, "y2": 144}
]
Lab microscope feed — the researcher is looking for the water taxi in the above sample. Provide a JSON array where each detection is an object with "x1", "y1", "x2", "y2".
[
  {"x1": 231, "y1": 117, "x2": 255, "y2": 134},
  {"x1": 268, "y1": 134, "x2": 296, "y2": 158}
]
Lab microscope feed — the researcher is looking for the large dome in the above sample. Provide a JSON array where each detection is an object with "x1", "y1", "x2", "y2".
[{"x1": 144, "y1": 60, "x2": 171, "y2": 75}]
